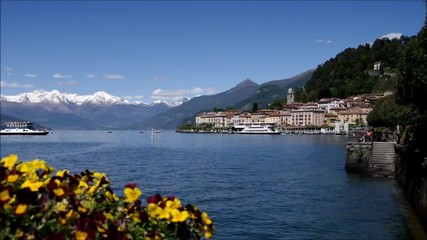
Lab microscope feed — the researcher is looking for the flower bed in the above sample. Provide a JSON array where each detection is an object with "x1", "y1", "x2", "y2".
[{"x1": 0, "y1": 154, "x2": 214, "y2": 239}]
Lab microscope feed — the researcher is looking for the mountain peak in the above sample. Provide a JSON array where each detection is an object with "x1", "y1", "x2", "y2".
[
  {"x1": 235, "y1": 79, "x2": 258, "y2": 88},
  {"x1": 229, "y1": 79, "x2": 259, "y2": 94},
  {"x1": 84, "y1": 91, "x2": 125, "y2": 105},
  {"x1": 223, "y1": 78, "x2": 259, "y2": 96}
]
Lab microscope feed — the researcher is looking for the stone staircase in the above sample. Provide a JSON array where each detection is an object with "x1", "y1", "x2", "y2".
[{"x1": 368, "y1": 142, "x2": 396, "y2": 177}]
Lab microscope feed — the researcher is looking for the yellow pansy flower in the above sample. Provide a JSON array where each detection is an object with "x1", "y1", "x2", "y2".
[
  {"x1": 202, "y1": 212, "x2": 212, "y2": 225},
  {"x1": 66, "y1": 209, "x2": 74, "y2": 219},
  {"x1": 75, "y1": 230, "x2": 88, "y2": 240},
  {"x1": 56, "y1": 169, "x2": 69, "y2": 177},
  {"x1": 31, "y1": 159, "x2": 49, "y2": 171},
  {"x1": 15, "y1": 203, "x2": 28, "y2": 215},
  {"x1": 21, "y1": 180, "x2": 44, "y2": 192},
  {"x1": 17, "y1": 162, "x2": 33, "y2": 173},
  {"x1": 158, "y1": 206, "x2": 171, "y2": 219},
  {"x1": 172, "y1": 198, "x2": 182, "y2": 208},
  {"x1": 105, "y1": 191, "x2": 119, "y2": 202},
  {"x1": 171, "y1": 209, "x2": 189, "y2": 222},
  {"x1": 7, "y1": 173, "x2": 20, "y2": 183},
  {"x1": 78, "y1": 180, "x2": 89, "y2": 189},
  {"x1": 88, "y1": 180, "x2": 101, "y2": 194},
  {"x1": 124, "y1": 186, "x2": 142, "y2": 203},
  {"x1": 205, "y1": 231, "x2": 213, "y2": 239},
  {"x1": 93, "y1": 172, "x2": 108, "y2": 181},
  {"x1": 147, "y1": 203, "x2": 162, "y2": 218},
  {"x1": 53, "y1": 188, "x2": 65, "y2": 197},
  {"x1": 1, "y1": 189, "x2": 11, "y2": 202},
  {"x1": 1, "y1": 154, "x2": 18, "y2": 170}
]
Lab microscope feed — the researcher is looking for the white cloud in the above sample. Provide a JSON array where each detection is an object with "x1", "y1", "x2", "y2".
[
  {"x1": 58, "y1": 81, "x2": 78, "y2": 86},
  {"x1": 151, "y1": 87, "x2": 216, "y2": 100},
  {"x1": 1, "y1": 80, "x2": 34, "y2": 88},
  {"x1": 123, "y1": 95, "x2": 144, "y2": 100},
  {"x1": 204, "y1": 88, "x2": 216, "y2": 95},
  {"x1": 53, "y1": 73, "x2": 73, "y2": 79},
  {"x1": 380, "y1": 32, "x2": 403, "y2": 40},
  {"x1": 86, "y1": 74, "x2": 96, "y2": 78},
  {"x1": 103, "y1": 74, "x2": 125, "y2": 80},
  {"x1": 314, "y1": 39, "x2": 333, "y2": 44},
  {"x1": 25, "y1": 73, "x2": 38, "y2": 78}
]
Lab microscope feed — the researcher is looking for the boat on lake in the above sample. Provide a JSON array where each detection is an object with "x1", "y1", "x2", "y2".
[
  {"x1": 0, "y1": 121, "x2": 49, "y2": 135},
  {"x1": 234, "y1": 123, "x2": 281, "y2": 135}
]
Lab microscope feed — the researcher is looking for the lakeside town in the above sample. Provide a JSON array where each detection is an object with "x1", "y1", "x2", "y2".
[{"x1": 183, "y1": 88, "x2": 392, "y2": 135}]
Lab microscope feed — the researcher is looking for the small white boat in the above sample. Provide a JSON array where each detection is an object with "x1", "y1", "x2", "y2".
[
  {"x1": 0, "y1": 121, "x2": 49, "y2": 135},
  {"x1": 234, "y1": 123, "x2": 281, "y2": 135}
]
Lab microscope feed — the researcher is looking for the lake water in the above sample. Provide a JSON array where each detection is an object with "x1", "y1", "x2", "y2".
[{"x1": 0, "y1": 131, "x2": 416, "y2": 239}]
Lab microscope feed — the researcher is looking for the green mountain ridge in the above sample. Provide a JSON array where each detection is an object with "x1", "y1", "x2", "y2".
[{"x1": 302, "y1": 36, "x2": 413, "y2": 101}]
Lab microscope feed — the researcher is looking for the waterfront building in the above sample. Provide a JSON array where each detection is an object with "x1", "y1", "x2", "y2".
[
  {"x1": 195, "y1": 112, "x2": 216, "y2": 125},
  {"x1": 324, "y1": 112, "x2": 339, "y2": 127},
  {"x1": 291, "y1": 109, "x2": 325, "y2": 127},
  {"x1": 231, "y1": 112, "x2": 251, "y2": 126},
  {"x1": 337, "y1": 107, "x2": 369, "y2": 126},
  {"x1": 214, "y1": 112, "x2": 227, "y2": 128},
  {"x1": 264, "y1": 111, "x2": 292, "y2": 126},
  {"x1": 250, "y1": 112, "x2": 267, "y2": 123}
]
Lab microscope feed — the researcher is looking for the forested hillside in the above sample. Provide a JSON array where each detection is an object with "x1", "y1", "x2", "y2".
[{"x1": 298, "y1": 36, "x2": 414, "y2": 101}]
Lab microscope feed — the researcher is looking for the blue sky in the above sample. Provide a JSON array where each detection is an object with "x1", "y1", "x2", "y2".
[{"x1": 1, "y1": 1, "x2": 425, "y2": 103}]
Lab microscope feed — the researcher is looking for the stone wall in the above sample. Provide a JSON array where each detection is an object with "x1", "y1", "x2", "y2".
[
  {"x1": 345, "y1": 142, "x2": 372, "y2": 173},
  {"x1": 395, "y1": 144, "x2": 427, "y2": 230}
]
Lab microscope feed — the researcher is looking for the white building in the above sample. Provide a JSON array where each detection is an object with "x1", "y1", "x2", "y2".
[{"x1": 318, "y1": 98, "x2": 341, "y2": 113}]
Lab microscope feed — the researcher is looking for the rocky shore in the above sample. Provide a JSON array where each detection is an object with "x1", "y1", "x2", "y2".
[{"x1": 395, "y1": 144, "x2": 427, "y2": 232}]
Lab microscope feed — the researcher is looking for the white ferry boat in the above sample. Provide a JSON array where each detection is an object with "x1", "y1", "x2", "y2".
[
  {"x1": 0, "y1": 121, "x2": 49, "y2": 135},
  {"x1": 234, "y1": 123, "x2": 281, "y2": 135}
]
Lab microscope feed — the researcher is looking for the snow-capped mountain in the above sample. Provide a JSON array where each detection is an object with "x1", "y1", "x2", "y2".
[
  {"x1": 1, "y1": 90, "x2": 149, "y2": 106},
  {"x1": 151, "y1": 97, "x2": 188, "y2": 107},
  {"x1": 1, "y1": 90, "x2": 190, "y2": 107},
  {"x1": 0, "y1": 90, "x2": 175, "y2": 130}
]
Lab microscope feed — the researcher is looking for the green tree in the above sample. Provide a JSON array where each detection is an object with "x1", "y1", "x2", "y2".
[
  {"x1": 367, "y1": 96, "x2": 412, "y2": 129},
  {"x1": 305, "y1": 36, "x2": 409, "y2": 100},
  {"x1": 394, "y1": 18, "x2": 427, "y2": 148},
  {"x1": 251, "y1": 102, "x2": 259, "y2": 113},
  {"x1": 396, "y1": 21, "x2": 427, "y2": 111},
  {"x1": 268, "y1": 98, "x2": 285, "y2": 110}
]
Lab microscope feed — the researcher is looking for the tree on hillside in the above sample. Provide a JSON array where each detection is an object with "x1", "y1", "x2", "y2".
[
  {"x1": 394, "y1": 18, "x2": 427, "y2": 149},
  {"x1": 294, "y1": 88, "x2": 317, "y2": 103},
  {"x1": 396, "y1": 21, "x2": 427, "y2": 111},
  {"x1": 367, "y1": 96, "x2": 413, "y2": 129},
  {"x1": 305, "y1": 37, "x2": 409, "y2": 100},
  {"x1": 251, "y1": 102, "x2": 258, "y2": 113},
  {"x1": 267, "y1": 98, "x2": 286, "y2": 110}
]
